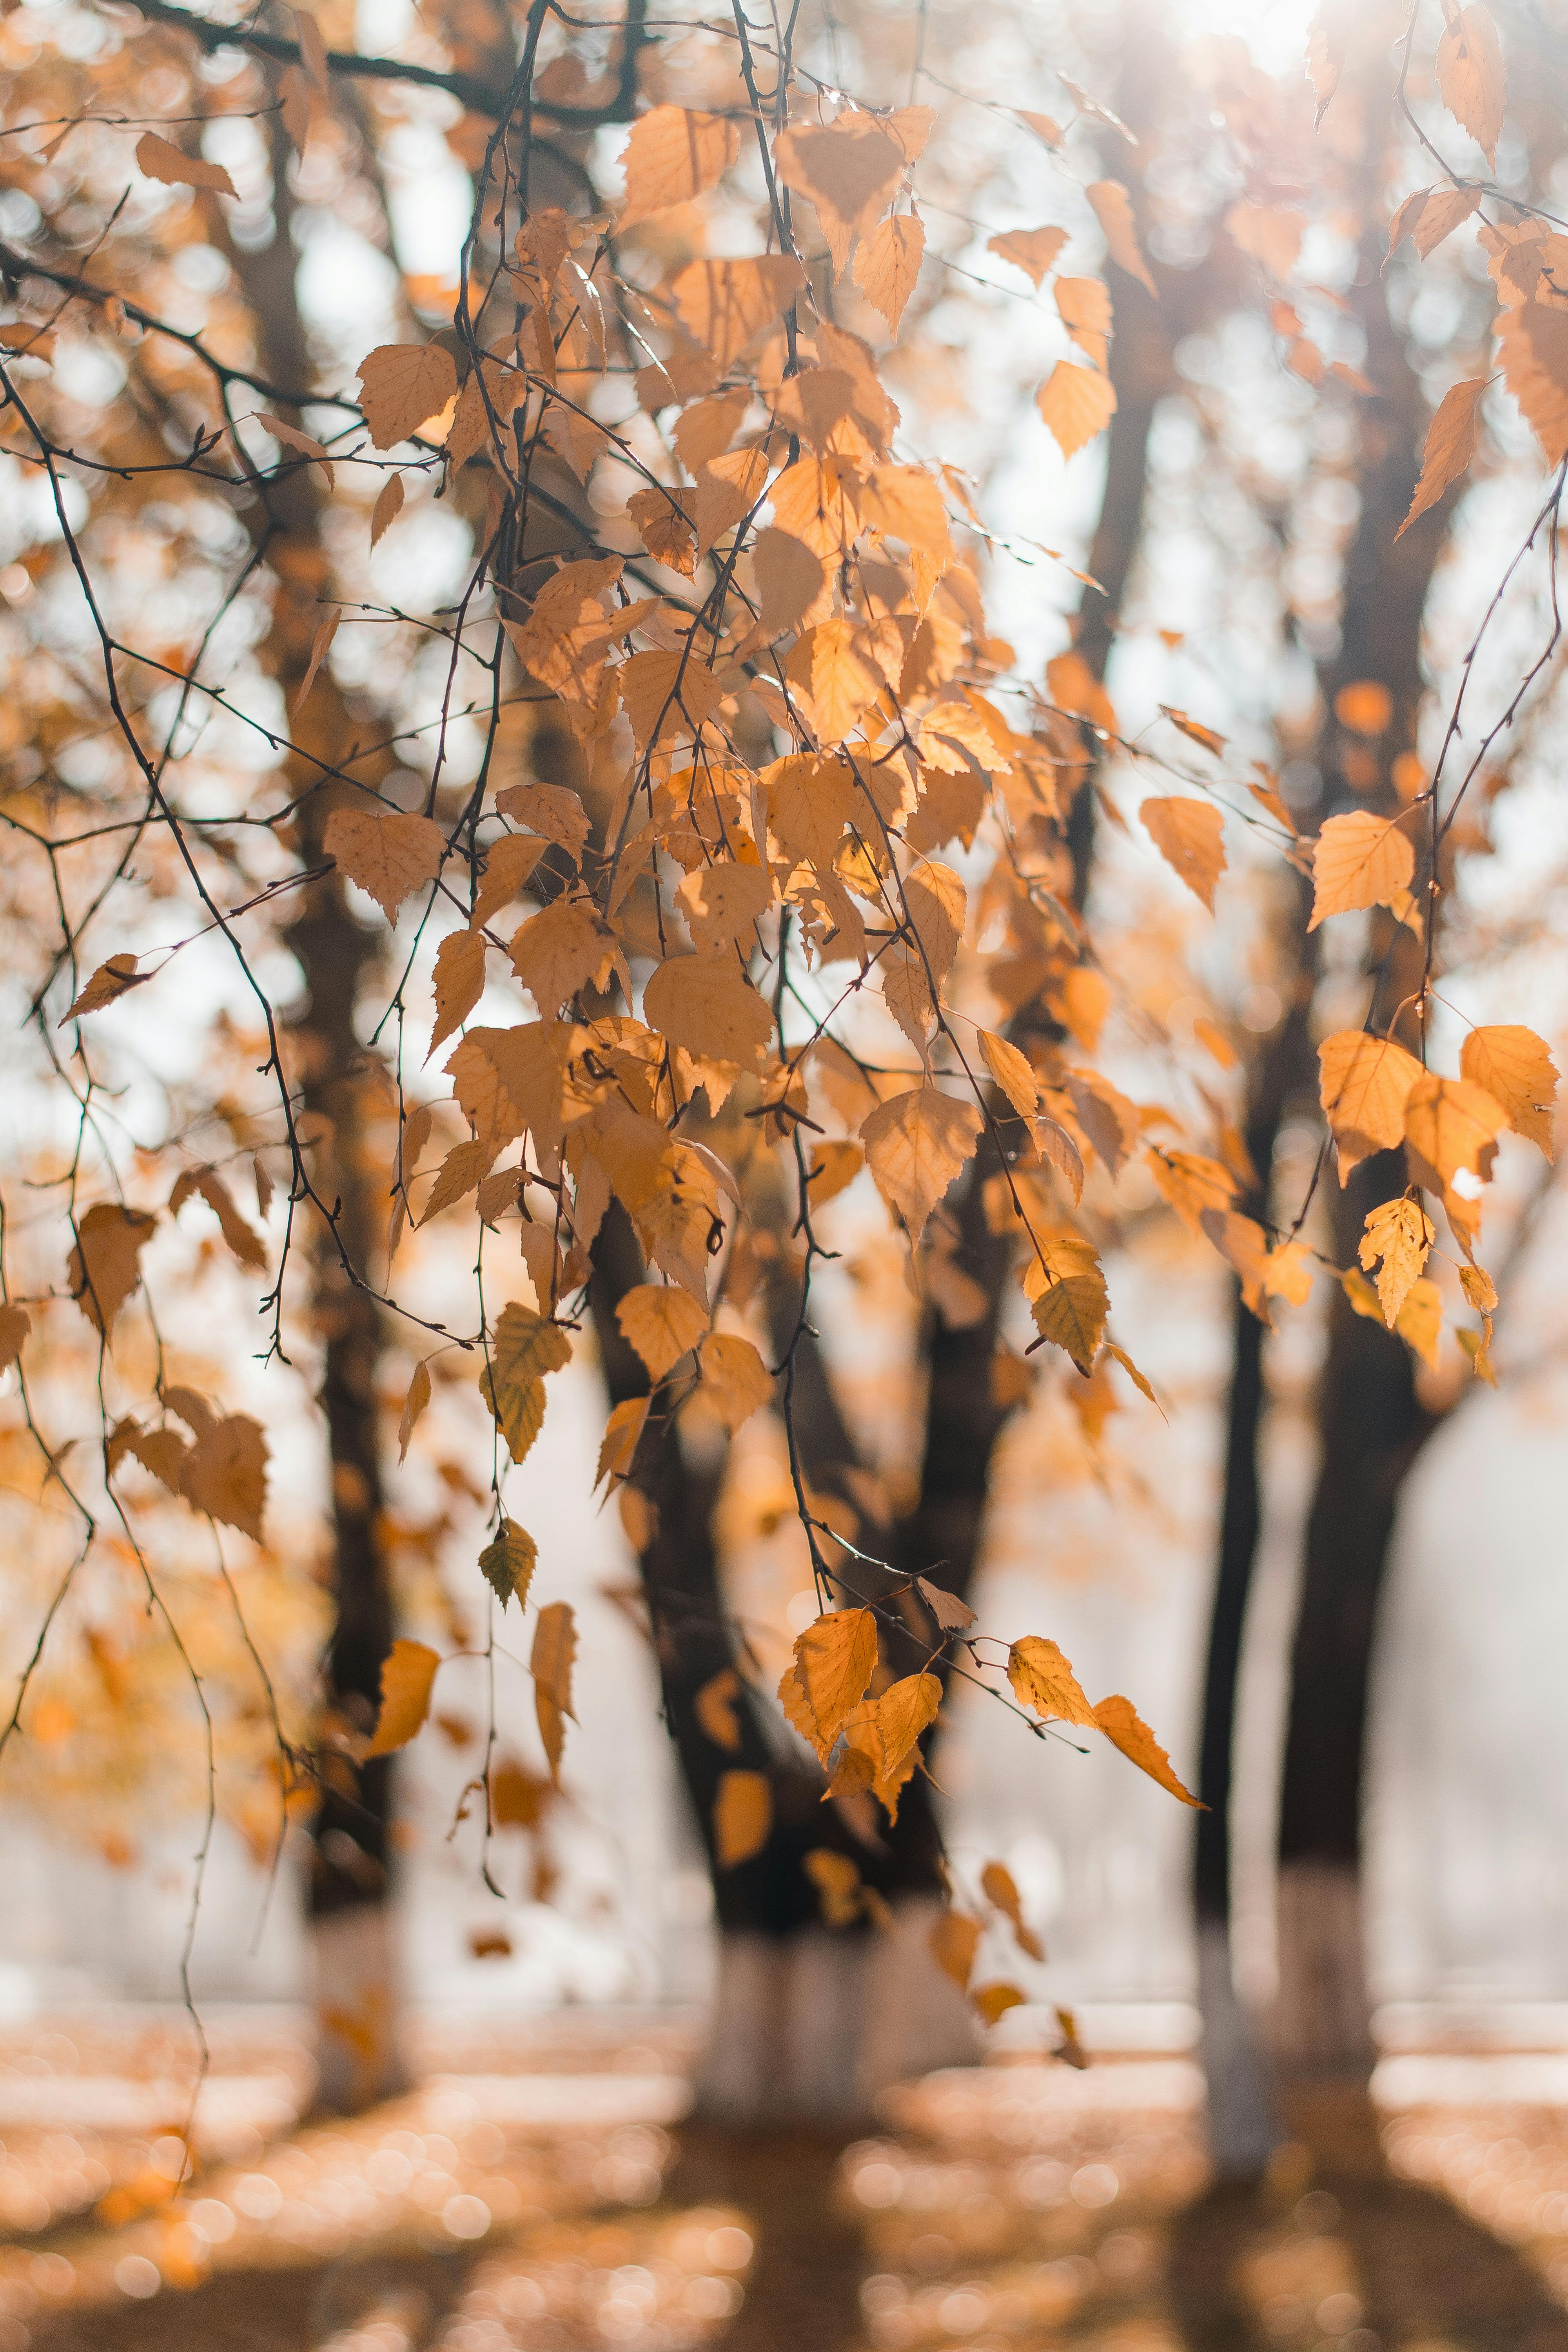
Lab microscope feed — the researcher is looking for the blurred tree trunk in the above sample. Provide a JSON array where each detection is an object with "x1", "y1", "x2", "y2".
[{"x1": 227, "y1": 109, "x2": 402, "y2": 2108}]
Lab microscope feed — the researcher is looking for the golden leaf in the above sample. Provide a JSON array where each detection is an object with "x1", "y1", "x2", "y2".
[
  {"x1": 1358, "y1": 1196, "x2": 1435, "y2": 1327},
  {"x1": 617, "y1": 1283, "x2": 707, "y2": 1382},
  {"x1": 842, "y1": 1671, "x2": 942, "y2": 1812},
  {"x1": 929, "y1": 1909, "x2": 982, "y2": 1991},
  {"x1": 366, "y1": 1638, "x2": 441, "y2": 1756},
  {"x1": 805, "y1": 1848, "x2": 863, "y2": 1929},
  {"x1": 481, "y1": 1301, "x2": 571, "y2": 1463},
  {"x1": 778, "y1": 1606, "x2": 878, "y2": 1760},
  {"x1": 168, "y1": 1166, "x2": 266, "y2": 1272},
  {"x1": 698, "y1": 1331, "x2": 774, "y2": 1432},
  {"x1": 982, "y1": 1859, "x2": 1045, "y2": 1961},
  {"x1": 1396, "y1": 1276, "x2": 1443, "y2": 1370},
  {"x1": 1318, "y1": 1031, "x2": 1425, "y2": 1180},
  {"x1": 1308, "y1": 810, "x2": 1416, "y2": 928},
  {"x1": 1199, "y1": 1208, "x2": 1276, "y2": 1321},
  {"x1": 1403, "y1": 1073, "x2": 1505, "y2": 1193},
  {"x1": 1008, "y1": 1634, "x2": 1096, "y2": 1727},
  {"x1": 695, "y1": 1666, "x2": 743, "y2": 1751},
  {"x1": 1437, "y1": 2, "x2": 1505, "y2": 167},
  {"x1": 1087, "y1": 180, "x2": 1156, "y2": 295},
  {"x1": 644, "y1": 952, "x2": 774, "y2": 1063},
  {"x1": 853, "y1": 214, "x2": 926, "y2": 334},
  {"x1": 764, "y1": 751, "x2": 855, "y2": 866},
  {"x1": 532, "y1": 1601, "x2": 577, "y2": 1785},
  {"x1": 1262, "y1": 1240, "x2": 1316, "y2": 1308},
  {"x1": 805, "y1": 1138, "x2": 864, "y2": 1211},
  {"x1": 62, "y1": 953, "x2": 149, "y2": 1022},
  {"x1": 1037, "y1": 361, "x2": 1117, "y2": 459},
  {"x1": 980, "y1": 1029, "x2": 1038, "y2": 1122},
  {"x1": 1022, "y1": 1234, "x2": 1108, "y2": 1375},
  {"x1": 595, "y1": 1396, "x2": 648, "y2": 1488},
  {"x1": 861, "y1": 1086, "x2": 984, "y2": 1241},
  {"x1": 370, "y1": 470, "x2": 405, "y2": 547},
  {"x1": 470, "y1": 836, "x2": 544, "y2": 931},
  {"x1": 324, "y1": 808, "x2": 445, "y2": 924},
  {"x1": 695, "y1": 443, "x2": 771, "y2": 557},
  {"x1": 478, "y1": 1519, "x2": 536, "y2": 1612},
  {"x1": 510, "y1": 899, "x2": 620, "y2": 1012},
  {"x1": 713, "y1": 1769, "x2": 773, "y2": 1867},
  {"x1": 1093, "y1": 1693, "x2": 1201, "y2": 1806},
  {"x1": 1461, "y1": 1023, "x2": 1557, "y2": 1156},
  {"x1": 671, "y1": 254, "x2": 806, "y2": 367},
  {"x1": 1162, "y1": 706, "x2": 1227, "y2": 757},
  {"x1": 1398, "y1": 377, "x2": 1489, "y2": 539},
  {"x1": 1140, "y1": 797, "x2": 1226, "y2": 911},
  {"x1": 753, "y1": 527, "x2": 826, "y2": 637},
  {"x1": 619, "y1": 106, "x2": 738, "y2": 227},
  {"x1": 430, "y1": 929, "x2": 486, "y2": 1053},
  {"x1": 1146, "y1": 1148, "x2": 1238, "y2": 1236},
  {"x1": 69, "y1": 1202, "x2": 157, "y2": 1335},
  {"x1": 134, "y1": 129, "x2": 237, "y2": 197},
  {"x1": 808, "y1": 617, "x2": 884, "y2": 742},
  {"x1": 618, "y1": 646, "x2": 728, "y2": 749},
  {"x1": 973, "y1": 1982, "x2": 1027, "y2": 2025},
  {"x1": 1497, "y1": 304, "x2": 1568, "y2": 465},
  {"x1": 181, "y1": 1410, "x2": 268, "y2": 1538},
  {"x1": 397, "y1": 1359, "x2": 430, "y2": 1464},
  {"x1": 627, "y1": 486, "x2": 695, "y2": 576},
  {"x1": 987, "y1": 224, "x2": 1068, "y2": 288},
  {"x1": 355, "y1": 342, "x2": 459, "y2": 450},
  {"x1": 775, "y1": 119, "x2": 905, "y2": 277}
]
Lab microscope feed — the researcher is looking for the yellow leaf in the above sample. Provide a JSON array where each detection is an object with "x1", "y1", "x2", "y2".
[
  {"x1": 861, "y1": 1086, "x2": 984, "y2": 1241},
  {"x1": 973, "y1": 1981, "x2": 1027, "y2": 2025},
  {"x1": 778, "y1": 1606, "x2": 878, "y2": 1760},
  {"x1": 1398, "y1": 377, "x2": 1489, "y2": 540},
  {"x1": 695, "y1": 443, "x2": 771, "y2": 557},
  {"x1": 628, "y1": 486, "x2": 695, "y2": 575},
  {"x1": 695, "y1": 1666, "x2": 743, "y2": 1751},
  {"x1": 929, "y1": 1909, "x2": 982, "y2": 1991},
  {"x1": 806, "y1": 1138, "x2": 864, "y2": 1210},
  {"x1": 68, "y1": 1202, "x2": 157, "y2": 1335},
  {"x1": 481, "y1": 1301, "x2": 572, "y2": 1463},
  {"x1": 1037, "y1": 360, "x2": 1117, "y2": 459},
  {"x1": 981, "y1": 1859, "x2": 1045, "y2": 1961},
  {"x1": 619, "y1": 106, "x2": 738, "y2": 227},
  {"x1": 841, "y1": 1670, "x2": 942, "y2": 1820},
  {"x1": 1140, "y1": 797, "x2": 1226, "y2": 911},
  {"x1": 763, "y1": 750, "x2": 855, "y2": 866},
  {"x1": 1263, "y1": 1240, "x2": 1315, "y2": 1308},
  {"x1": 806, "y1": 1848, "x2": 863, "y2": 1928},
  {"x1": 698, "y1": 1331, "x2": 774, "y2": 1432},
  {"x1": 1396, "y1": 1275, "x2": 1444, "y2": 1368},
  {"x1": 1225, "y1": 200, "x2": 1305, "y2": 279},
  {"x1": 180, "y1": 1408, "x2": 269, "y2": 1539},
  {"x1": 807, "y1": 616, "x2": 883, "y2": 742},
  {"x1": 1022, "y1": 1233, "x2": 1108, "y2": 1375},
  {"x1": 1358, "y1": 1196, "x2": 1435, "y2": 1327},
  {"x1": 644, "y1": 952, "x2": 774, "y2": 1063},
  {"x1": 325, "y1": 808, "x2": 445, "y2": 924},
  {"x1": 595, "y1": 1395, "x2": 649, "y2": 1488},
  {"x1": 366, "y1": 1638, "x2": 440, "y2": 1756},
  {"x1": 1093, "y1": 1692, "x2": 1200, "y2": 1806},
  {"x1": 134, "y1": 129, "x2": 237, "y2": 197},
  {"x1": 397, "y1": 1359, "x2": 430, "y2": 1464},
  {"x1": 1335, "y1": 680, "x2": 1394, "y2": 737},
  {"x1": 1341, "y1": 1265, "x2": 1385, "y2": 1323},
  {"x1": 1318, "y1": 1030, "x2": 1425, "y2": 1180},
  {"x1": 370, "y1": 470, "x2": 405, "y2": 548},
  {"x1": 1308, "y1": 810, "x2": 1416, "y2": 928},
  {"x1": 1055, "y1": 275, "x2": 1113, "y2": 366},
  {"x1": 980, "y1": 1029, "x2": 1038, "y2": 1122},
  {"x1": 1457, "y1": 1320, "x2": 1497, "y2": 1385},
  {"x1": 617, "y1": 1283, "x2": 707, "y2": 1383},
  {"x1": 355, "y1": 342, "x2": 459, "y2": 450},
  {"x1": 1008, "y1": 1634, "x2": 1096, "y2": 1727},
  {"x1": 618, "y1": 646, "x2": 728, "y2": 749},
  {"x1": 1088, "y1": 180, "x2": 1156, "y2": 295},
  {"x1": 510, "y1": 898, "x2": 621, "y2": 1013},
  {"x1": 429, "y1": 928, "x2": 485, "y2": 1053},
  {"x1": 1461, "y1": 1260, "x2": 1499, "y2": 1314},
  {"x1": 1146, "y1": 1147, "x2": 1238, "y2": 1236},
  {"x1": 853, "y1": 213, "x2": 925, "y2": 334},
  {"x1": 987, "y1": 224, "x2": 1068, "y2": 287},
  {"x1": 1460, "y1": 1023, "x2": 1557, "y2": 1156},
  {"x1": 1497, "y1": 303, "x2": 1568, "y2": 466},
  {"x1": 775, "y1": 119, "x2": 905, "y2": 277},
  {"x1": 1403, "y1": 1072, "x2": 1505, "y2": 1200},
  {"x1": 478, "y1": 1520, "x2": 536, "y2": 1613},
  {"x1": 532, "y1": 1601, "x2": 577, "y2": 1785},
  {"x1": 713, "y1": 1769, "x2": 773, "y2": 1867},
  {"x1": 1437, "y1": 2, "x2": 1505, "y2": 167},
  {"x1": 62, "y1": 953, "x2": 151, "y2": 1024},
  {"x1": 672, "y1": 254, "x2": 806, "y2": 367},
  {"x1": 1199, "y1": 1207, "x2": 1276, "y2": 1321},
  {"x1": 753, "y1": 527, "x2": 826, "y2": 637}
]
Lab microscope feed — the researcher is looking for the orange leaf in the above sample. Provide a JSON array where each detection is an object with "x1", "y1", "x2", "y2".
[
  {"x1": 1318, "y1": 1030, "x2": 1425, "y2": 1180},
  {"x1": 1140, "y1": 797, "x2": 1226, "y2": 911},
  {"x1": 532, "y1": 1601, "x2": 577, "y2": 1785},
  {"x1": 617, "y1": 1283, "x2": 707, "y2": 1382},
  {"x1": 695, "y1": 1667, "x2": 743, "y2": 1752},
  {"x1": 987, "y1": 225, "x2": 1068, "y2": 287},
  {"x1": 1398, "y1": 377, "x2": 1489, "y2": 539},
  {"x1": 1007, "y1": 1634, "x2": 1096, "y2": 1727},
  {"x1": 778, "y1": 1606, "x2": 878, "y2": 1761},
  {"x1": 1037, "y1": 361, "x2": 1117, "y2": 459},
  {"x1": 325, "y1": 807, "x2": 444, "y2": 923},
  {"x1": 355, "y1": 342, "x2": 459, "y2": 450},
  {"x1": 619, "y1": 106, "x2": 738, "y2": 227},
  {"x1": 61, "y1": 953, "x2": 149, "y2": 1023},
  {"x1": 1460, "y1": 1023, "x2": 1557, "y2": 1156},
  {"x1": 1308, "y1": 810, "x2": 1415, "y2": 929},
  {"x1": 671, "y1": 255, "x2": 806, "y2": 367},
  {"x1": 644, "y1": 953, "x2": 774, "y2": 1062},
  {"x1": 1087, "y1": 180, "x2": 1156, "y2": 295},
  {"x1": 1497, "y1": 303, "x2": 1568, "y2": 466},
  {"x1": 134, "y1": 130, "x2": 237, "y2": 198},
  {"x1": 366, "y1": 1638, "x2": 440, "y2": 1755},
  {"x1": 1093, "y1": 1692, "x2": 1200, "y2": 1806},
  {"x1": 853, "y1": 214, "x2": 925, "y2": 334},
  {"x1": 1437, "y1": 3, "x2": 1505, "y2": 167},
  {"x1": 68, "y1": 1203, "x2": 157, "y2": 1335},
  {"x1": 713, "y1": 1769, "x2": 772, "y2": 1866},
  {"x1": 698, "y1": 1331, "x2": 774, "y2": 1432},
  {"x1": 861, "y1": 1086, "x2": 984, "y2": 1241}
]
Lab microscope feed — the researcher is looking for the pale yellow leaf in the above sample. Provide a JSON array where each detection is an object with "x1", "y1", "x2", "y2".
[
  {"x1": 1087, "y1": 180, "x2": 1156, "y2": 295},
  {"x1": 671, "y1": 255, "x2": 806, "y2": 367}
]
